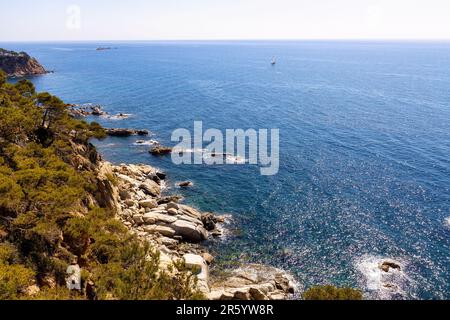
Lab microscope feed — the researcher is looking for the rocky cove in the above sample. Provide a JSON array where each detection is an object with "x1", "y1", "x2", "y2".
[
  {"x1": 96, "y1": 161, "x2": 297, "y2": 300},
  {"x1": 64, "y1": 99, "x2": 299, "y2": 299}
]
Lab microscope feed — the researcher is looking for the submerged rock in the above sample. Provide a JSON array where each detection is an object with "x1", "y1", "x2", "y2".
[{"x1": 178, "y1": 181, "x2": 193, "y2": 188}]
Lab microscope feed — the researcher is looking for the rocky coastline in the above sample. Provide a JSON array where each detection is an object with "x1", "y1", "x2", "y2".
[
  {"x1": 68, "y1": 104, "x2": 132, "y2": 121},
  {"x1": 0, "y1": 48, "x2": 49, "y2": 77},
  {"x1": 97, "y1": 161, "x2": 297, "y2": 300}
]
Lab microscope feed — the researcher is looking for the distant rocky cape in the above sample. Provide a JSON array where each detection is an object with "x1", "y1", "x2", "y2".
[{"x1": 0, "y1": 48, "x2": 49, "y2": 77}]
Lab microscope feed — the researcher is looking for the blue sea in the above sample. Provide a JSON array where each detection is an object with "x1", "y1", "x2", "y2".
[{"x1": 4, "y1": 41, "x2": 449, "y2": 299}]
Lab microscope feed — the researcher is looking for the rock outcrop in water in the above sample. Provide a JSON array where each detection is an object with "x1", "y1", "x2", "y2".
[
  {"x1": 150, "y1": 146, "x2": 173, "y2": 156},
  {"x1": 0, "y1": 48, "x2": 48, "y2": 77},
  {"x1": 106, "y1": 128, "x2": 149, "y2": 137}
]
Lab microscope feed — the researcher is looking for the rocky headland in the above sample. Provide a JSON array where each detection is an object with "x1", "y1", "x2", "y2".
[
  {"x1": 0, "y1": 48, "x2": 49, "y2": 77},
  {"x1": 68, "y1": 104, "x2": 131, "y2": 120},
  {"x1": 96, "y1": 161, "x2": 297, "y2": 299}
]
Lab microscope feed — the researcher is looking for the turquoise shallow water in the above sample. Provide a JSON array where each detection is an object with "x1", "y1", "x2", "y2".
[{"x1": 4, "y1": 41, "x2": 450, "y2": 299}]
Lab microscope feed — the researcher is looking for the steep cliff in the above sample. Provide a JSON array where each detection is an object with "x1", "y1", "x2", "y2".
[{"x1": 0, "y1": 48, "x2": 48, "y2": 77}]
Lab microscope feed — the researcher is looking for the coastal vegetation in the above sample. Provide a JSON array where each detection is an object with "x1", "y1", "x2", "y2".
[
  {"x1": 0, "y1": 62, "x2": 362, "y2": 300},
  {"x1": 303, "y1": 285, "x2": 363, "y2": 300},
  {"x1": 0, "y1": 70, "x2": 202, "y2": 300}
]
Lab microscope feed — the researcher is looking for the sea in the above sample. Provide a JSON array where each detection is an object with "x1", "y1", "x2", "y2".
[{"x1": 3, "y1": 40, "x2": 449, "y2": 299}]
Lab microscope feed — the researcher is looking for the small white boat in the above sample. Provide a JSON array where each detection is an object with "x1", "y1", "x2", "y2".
[{"x1": 271, "y1": 57, "x2": 276, "y2": 65}]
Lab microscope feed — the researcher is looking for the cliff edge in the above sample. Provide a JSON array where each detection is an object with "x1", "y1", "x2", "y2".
[{"x1": 0, "y1": 48, "x2": 48, "y2": 77}]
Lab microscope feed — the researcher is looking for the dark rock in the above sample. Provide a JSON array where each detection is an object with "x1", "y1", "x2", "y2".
[
  {"x1": 380, "y1": 261, "x2": 401, "y2": 273},
  {"x1": 178, "y1": 181, "x2": 193, "y2": 188},
  {"x1": 201, "y1": 213, "x2": 217, "y2": 231},
  {"x1": 156, "y1": 172, "x2": 167, "y2": 180},
  {"x1": 69, "y1": 104, "x2": 107, "y2": 118},
  {"x1": 149, "y1": 174, "x2": 161, "y2": 185},
  {"x1": 106, "y1": 128, "x2": 149, "y2": 137},
  {"x1": 211, "y1": 230, "x2": 223, "y2": 238},
  {"x1": 150, "y1": 146, "x2": 173, "y2": 156},
  {"x1": 91, "y1": 107, "x2": 105, "y2": 116},
  {"x1": 135, "y1": 130, "x2": 149, "y2": 136}
]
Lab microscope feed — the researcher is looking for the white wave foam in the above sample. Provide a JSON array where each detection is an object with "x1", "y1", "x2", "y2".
[
  {"x1": 225, "y1": 155, "x2": 246, "y2": 164},
  {"x1": 356, "y1": 255, "x2": 413, "y2": 300},
  {"x1": 444, "y1": 217, "x2": 450, "y2": 228},
  {"x1": 213, "y1": 214, "x2": 234, "y2": 240},
  {"x1": 105, "y1": 113, "x2": 132, "y2": 120},
  {"x1": 100, "y1": 143, "x2": 118, "y2": 148},
  {"x1": 159, "y1": 180, "x2": 168, "y2": 191},
  {"x1": 170, "y1": 149, "x2": 247, "y2": 164},
  {"x1": 133, "y1": 140, "x2": 159, "y2": 146},
  {"x1": 172, "y1": 148, "x2": 208, "y2": 154}
]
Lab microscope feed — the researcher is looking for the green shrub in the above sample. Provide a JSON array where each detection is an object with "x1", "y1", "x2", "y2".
[
  {"x1": 0, "y1": 73, "x2": 202, "y2": 300},
  {"x1": 0, "y1": 70, "x2": 6, "y2": 86},
  {"x1": 303, "y1": 285, "x2": 363, "y2": 300},
  {"x1": 0, "y1": 263, "x2": 35, "y2": 300}
]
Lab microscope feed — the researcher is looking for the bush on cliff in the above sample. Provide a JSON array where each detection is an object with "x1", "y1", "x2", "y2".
[
  {"x1": 303, "y1": 285, "x2": 363, "y2": 300},
  {"x1": 0, "y1": 71, "x2": 6, "y2": 86},
  {"x1": 0, "y1": 72, "x2": 202, "y2": 300}
]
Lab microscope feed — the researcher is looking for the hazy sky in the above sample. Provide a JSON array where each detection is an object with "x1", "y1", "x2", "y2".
[{"x1": 1, "y1": 0, "x2": 450, "y2": 41}]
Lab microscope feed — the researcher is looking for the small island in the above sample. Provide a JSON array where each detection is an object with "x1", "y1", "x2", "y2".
[
  {"x1": 0, "y1": 48, "x2": 49, "y2": 77},
  {"x1": 96, "y1": 47, "x2": 115, "y2": 51}
]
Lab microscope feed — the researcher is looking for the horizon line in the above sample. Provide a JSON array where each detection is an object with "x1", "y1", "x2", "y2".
[{"x1": 2, "y1": 38, "x2": 450, "y2": 43}]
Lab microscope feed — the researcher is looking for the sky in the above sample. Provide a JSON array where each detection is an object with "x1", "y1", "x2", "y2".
[{"x1": 1, "y1": 0, "x2": 450, "y2": 41}]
